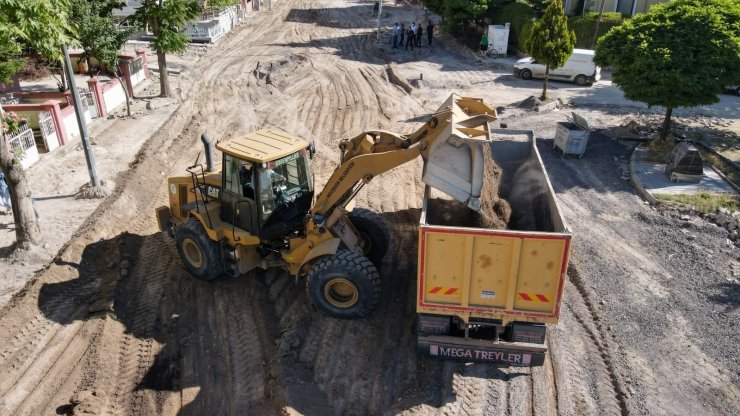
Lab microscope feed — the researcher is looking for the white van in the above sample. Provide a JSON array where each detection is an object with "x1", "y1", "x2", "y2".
[{"x1": 514, "y1": 49, "x2": 601, "y2": 86}]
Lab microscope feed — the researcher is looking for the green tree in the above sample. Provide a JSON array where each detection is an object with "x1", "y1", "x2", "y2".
[
  {"x1": 595, "y1": 0, "x2": 740, "y2": 140},
  {"x1": 524, "y1": 0, "x2": 576, "y2": 100},
  {"x1": 441, "y1": 0, "x2": 488, "y2": 33},
  {"x1": 205, "y1": 0, "x2": 239, "y2": 9},
  {"x1": 525, "y1": 0, "x2": 550, "y2": 10},
  {"x1": 0, "y1": 0, "x2": 73, "y2": 249},
  {"x1": 70, "y1": 0, "x2": 134, "y2": 115},
  {"x1": 132, "y1": 0, "x2": 200, "y2": 97}
]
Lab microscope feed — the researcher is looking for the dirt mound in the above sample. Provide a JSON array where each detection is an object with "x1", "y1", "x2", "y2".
[
  {"x1": 516, "y1": 95, "x2": 545, "y2": 110},
  {"x1": 427, "y1": 144, "x2": 510, "y2": 229}
]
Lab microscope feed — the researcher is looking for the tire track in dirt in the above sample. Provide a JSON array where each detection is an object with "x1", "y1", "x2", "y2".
[
  {"x1": 13, "y1": 320, "x2": 103, "y2": 416},
  {"x1": 111, "y1": 234, "x2": 171, "y2": 415},
  {"x1": 546, "y1": 279, "x2": 626, "y2": 416},
  {"x1": 0, "y1": 266, "x2": 97, "y2": 386},
  {"x1": 0, "y1": 3, "x2": 290, "y2": 411},
  {"x1": 223, "y1": 285, "x2": 268, "y2": 411},
  {"x1": 1, "y1": 320, "x2": 87, "y2": 415},
  {"x1": 0, "y1": 240, "x2": 116, "y2": 415}
]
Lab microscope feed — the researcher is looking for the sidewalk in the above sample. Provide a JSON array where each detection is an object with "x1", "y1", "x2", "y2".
[{"x1": 0, "y1": 79, "x2": 180, "y2": 308}]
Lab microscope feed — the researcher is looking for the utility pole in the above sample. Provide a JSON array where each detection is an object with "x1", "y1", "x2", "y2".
[
  {"x1": 376, "y1": 0, "x2": 383, "y2": 43},
  {"x1": 62, "y1": 45, "x2": 101, "y2": 188},
  {"x1": 590, "y1": 0, "x2": 607, "y2": 50}
]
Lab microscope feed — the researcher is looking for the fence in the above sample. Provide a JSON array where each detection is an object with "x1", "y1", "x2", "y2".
[
  {"x1": 7, "y1": 125, "x2": 39, "y2": 169},
  {"x1": 39, "y1": 110, "x2": 59, "y2": 152},
  {"x1": 80, "y1": 90, "x2": 99, "y2": 119}
]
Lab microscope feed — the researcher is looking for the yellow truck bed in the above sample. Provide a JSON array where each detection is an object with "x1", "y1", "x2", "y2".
[{"x1": 416, "y1": 129, "x2": 571, "y2": 366}]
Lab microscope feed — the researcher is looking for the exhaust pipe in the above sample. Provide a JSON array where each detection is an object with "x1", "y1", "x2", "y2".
[{"x1": 201, "y1": 133, "x2": 215, "y2": 172}]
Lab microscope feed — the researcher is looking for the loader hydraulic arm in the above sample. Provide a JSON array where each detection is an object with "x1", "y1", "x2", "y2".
[{"x1": 310, "y1": 94, "x2": 498, "y2": 217}]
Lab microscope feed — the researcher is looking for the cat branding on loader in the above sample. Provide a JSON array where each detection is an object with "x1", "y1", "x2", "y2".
[{"x1": 156, "y1": 94, "x2": 497, "y2": 319}]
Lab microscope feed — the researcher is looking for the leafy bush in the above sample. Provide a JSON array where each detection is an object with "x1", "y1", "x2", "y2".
[
  {"x1": 487, "y1": 1, "x2": 535, "y2": 51},
  {"x1": 568, "y1": 12, "x2": 625, "y2": 49},
  {"x1": 424, "y1": 0, "x2": 444, "y2": 15},
  {"x1": 518, "y1": 20, "x2": 533, "y2": 52}
]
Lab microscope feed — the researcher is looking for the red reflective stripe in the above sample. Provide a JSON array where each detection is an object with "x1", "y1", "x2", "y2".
[
  {"x1": 519, "y1": 293, "x2": 532, "y2": 301},
  {"x1": 429, "y1": 287, "x2": 442, "y2": 294},
  {"x1": 445, "y1": 288, "x2": 458, "y2": 295},
  {"x1": 536, "y1": 294, "x2": 549, "y2": 302}
]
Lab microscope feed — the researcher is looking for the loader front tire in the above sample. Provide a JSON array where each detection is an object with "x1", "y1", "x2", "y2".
[
  {"x1": 306, "y1": 250, "x2": 380, "y2": 319},
  {"x1": 175, "y1": 219, "x2": 223, "y2": 281},
  {"x1": 348, "y1": 208, "x2": 389, "y2": 265}
]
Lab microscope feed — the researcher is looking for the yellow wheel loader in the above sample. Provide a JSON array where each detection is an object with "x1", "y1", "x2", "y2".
[{"x1": 156, "y1": 94, "x2": 497, "y2": 319}]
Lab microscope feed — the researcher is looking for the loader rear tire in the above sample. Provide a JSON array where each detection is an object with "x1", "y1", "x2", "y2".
[
  {"x1": 306, "y1": 250, "x2": 380, "y2": 319},
  {"x1": 348, "y1": 208, "x2": 389, "y2": 265},
  {"x1": 175, "y1": 219, "x2": 223, "y2": 281}
]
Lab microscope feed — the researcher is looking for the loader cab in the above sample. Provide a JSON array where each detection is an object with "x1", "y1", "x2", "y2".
[{"x1": 217, "y1": 130, "x2": 314, "y2": 241}]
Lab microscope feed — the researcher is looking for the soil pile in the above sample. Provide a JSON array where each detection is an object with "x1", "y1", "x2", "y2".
[
  {"x1": 516, "y1": 95, "x2": 545, "y2": 110},
  {"x1": 426, "y1": 144, "x2": 510, "y2": 229}
]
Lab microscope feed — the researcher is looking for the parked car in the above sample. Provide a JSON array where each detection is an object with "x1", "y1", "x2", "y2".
[
  {"x1": 514, "y1": 49, "x2": 601, "y2": 86},
  {"x1": 725, "y1": 85, "x2": 740, "y2": 96}
]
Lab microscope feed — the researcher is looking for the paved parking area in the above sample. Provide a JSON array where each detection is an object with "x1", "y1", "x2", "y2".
[{"x1": 632, "y1": 152, "x2": 737, "y2": 195}]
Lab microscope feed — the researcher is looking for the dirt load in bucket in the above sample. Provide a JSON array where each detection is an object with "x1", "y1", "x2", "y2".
[{"x1": 426, "y1": 144, "x2": 511, "y2": 229}]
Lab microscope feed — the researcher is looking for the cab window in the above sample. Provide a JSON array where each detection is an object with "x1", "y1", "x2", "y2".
[
  {"x1": 257, "y1": 168, "x2": 276, "y2": 220},
  {"x1": 223, "y1": 155, "x2": 254, "y2": 198},
  {"x1": 223, "y1": 155, "x2": 240, "y2": 194}
]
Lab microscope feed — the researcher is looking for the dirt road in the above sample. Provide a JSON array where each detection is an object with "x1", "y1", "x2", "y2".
[{"x1": 0, "y1": 0, "x2": 738, "y2": 415}]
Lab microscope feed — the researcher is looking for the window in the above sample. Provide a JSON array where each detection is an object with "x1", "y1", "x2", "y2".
[
  {"x1": 256, "y1": 149, "x2": 313, "y2": 222},
  {"x1": 257, "y1": 168, "x2": 276, "y2": 220},
  {"x1": 223, "y1": 154, "x2": 241, "y2": 194}
]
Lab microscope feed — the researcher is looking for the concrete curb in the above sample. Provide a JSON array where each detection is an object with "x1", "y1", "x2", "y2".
[{"x1": 628, "y1": 146, "x2": 659, "y2": 205}]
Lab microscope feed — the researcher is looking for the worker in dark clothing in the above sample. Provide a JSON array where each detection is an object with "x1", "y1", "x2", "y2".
[
  {"x1": 426, "y1": 20, "x2": 434, "y2": 46},
  {"x1": 405, "y1": 26, "x2": 415, "y2": 51}
]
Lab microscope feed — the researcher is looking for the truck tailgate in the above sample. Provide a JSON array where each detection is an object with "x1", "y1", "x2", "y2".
[{"x1": 418, "y1": 226, "x2": 570, "y2": 322}]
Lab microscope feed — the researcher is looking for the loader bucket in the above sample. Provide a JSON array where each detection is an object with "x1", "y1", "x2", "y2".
[{"x1": 421, "y1": 95, "x2": 497, "y2": 212}]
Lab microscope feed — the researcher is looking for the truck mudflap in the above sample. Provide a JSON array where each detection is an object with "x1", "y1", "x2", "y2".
[{"x1": 418, "y1": 335, "x2": 546, "y2": 366}]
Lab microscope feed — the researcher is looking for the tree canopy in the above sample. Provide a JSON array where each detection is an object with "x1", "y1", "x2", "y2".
[
  {"x1": 205, "y1": 0, "x2": 240, "y2": 9},
  {"x1": 595, "y1": 0, "x2": 740, "y2": 110},
  {"x1": 70, "y1": 0, "x2": 132, "y2": 72},
  {"x1": 0, "y1": 0, "x2": 75, "y2": 248},
  {"x1": 595, "y1": 0, "x2": 740, "y2": 140},
  {"x1": 525, "y1": 0, "x2": 576, "y2": 100},
  {"x1": 0, "y1": 0, "x2": 73, "y2": 83},
  {"x1": 132, "y1": 0, "x2": 200, "y2": 97},
  {"x1": 425, "y1": 0, "x2": 488, "y2": 33},
  {"x1": 132, "y1": 0, "x2": 200, "y2": 56}
]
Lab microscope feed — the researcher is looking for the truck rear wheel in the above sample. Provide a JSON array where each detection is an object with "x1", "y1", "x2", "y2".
[
  {"x1": 348, "y1": 208, "x2": 389, "y2": 265},
  {"x1": 175, "y1": 219, "x2": 223, "y2": 281},
  {"x1": 306, "y1": 250, "x2": 380, "y2": 319}
]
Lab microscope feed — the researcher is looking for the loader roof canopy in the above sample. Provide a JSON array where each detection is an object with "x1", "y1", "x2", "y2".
[{"x1": 217, "y1": 129, "x2": 310, "y2": 163}]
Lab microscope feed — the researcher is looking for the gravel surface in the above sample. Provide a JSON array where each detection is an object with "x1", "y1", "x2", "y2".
[{"x1": 507, "y1": 112, "x2": 740, "y2": 414}]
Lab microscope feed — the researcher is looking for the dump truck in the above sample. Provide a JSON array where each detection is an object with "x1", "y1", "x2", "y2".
[
  {"x1": 417, "y1": 129, "x2": 571, "y2": 366},
  {"x1": 157, "y1": 94, "x2": 497, "y2": 319}
]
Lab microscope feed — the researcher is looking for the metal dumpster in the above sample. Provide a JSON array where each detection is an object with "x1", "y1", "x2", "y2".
[{"x1": 554, "y1": 112, "x2": 590, "y2": 158}]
